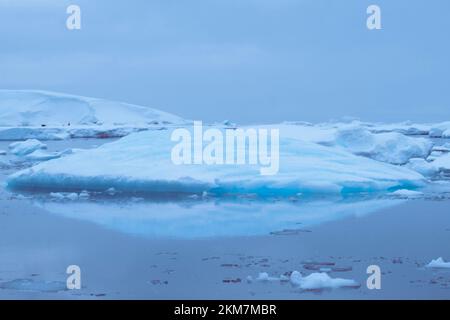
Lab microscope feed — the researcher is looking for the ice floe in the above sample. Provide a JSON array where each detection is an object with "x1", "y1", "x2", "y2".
[
  {"x1": 290, "y1": 271, "x2": 358, "y2": 290},
  {"x1": 250, "y1": 271, "x2": 358, "y2": 290},
  {"x1": 426, "y1": 257, "x2": 450, "y2": 269},
  {"x1": 7, "y1": 129, "x2": 425, "y2": 196},
  {"x1": 9, "y1": 139, "x2": 46, "y2": 156}
]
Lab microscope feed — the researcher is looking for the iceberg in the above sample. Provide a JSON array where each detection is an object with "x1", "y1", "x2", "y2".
[
  {"x1": 426, "y1": 257, "x2": 450, "y2": 269},
  {"x1": 0, "y1": 90, "x2": 188, "y2": 140},
  {"x1": 7, "y1": 129, "x2": 425, "y2": 197},
  {"x1": 290, "y1": 271, "x2": 358, "y2": 290},
  {"x1": 9, "y1": 139, "x2": 47, "y2": 156},
  {"x1": 0, "y1": 90, "x2": 186, "y2": 127}
]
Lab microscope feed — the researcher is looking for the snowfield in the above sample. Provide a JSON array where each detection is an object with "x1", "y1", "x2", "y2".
[{"x1": 7, "y1": 129, "x2": 426, "y2": 197}]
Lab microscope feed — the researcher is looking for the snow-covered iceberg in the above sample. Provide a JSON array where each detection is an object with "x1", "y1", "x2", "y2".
[
  {"x1": 0, "y1": 90, "x2": 188, "y2": 140},
  {"x1": 426, "y1": 257, "x2": 450, "y2": 269},
  {"x1": 0, "y1": 90, "x2": 185, "y2": 127},
  {"x1": 7, "y1": 129, "x2": 425, "y2": 197}
]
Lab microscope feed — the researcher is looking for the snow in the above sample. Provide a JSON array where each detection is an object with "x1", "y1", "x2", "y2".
[
  {"x1": 290, "y1": 271, "x2": 358, "y2": 289},
  {"x1": 7, "y1": 129, "x2": 425, "y2": 197},
  {"x1": 0, "y1": 90, "x2": 186, "y2": 127},
  {"x1": 9, "y1": 139, "x2": 46, "y2": 156},
  {"x1": 426, "y1": 257, "x2": 450, "y2": 269}
]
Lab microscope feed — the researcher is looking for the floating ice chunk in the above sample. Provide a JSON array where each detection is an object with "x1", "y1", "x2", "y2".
[
  {"x1": 50, "y1": 192, "x2": 79, "y2": 201},
  {"x1": 7, "y1": 130, "x2": 426, "y2": 197},
  {"x1": 0, "y1": 150, "x2": 6, "y2": 155},
  {"x1": 426, "y1": 257, "x2": 450, "y2": 269},
  {"x1": 290, "y1": 271, "x2": 358, "y2": 289},
  {"x1": 0, "y1": 279, "x2": 66, "y2": 292},
  {"x1": 429, "y1": 122, "x2": 450, "y2": 138},
  {"x1": 79, "y1": 190, "x2": 90, "y2": 199},
  {"x1": 334, "y1": 127, "x2": 432, "y2": 165},
  {"x1": 433, "y1": 154, "x2": 450, "y2": 172},
  {"x1": 429, "y1": 127, "x2": 444, "y2": 138},
  {"x1": 443, "y1": 129, "x2": 450, "y2": 139},
  {"x1": 0, "y1": 127, "x2": 69, "y2": 141},
  {"x1": 25, "y1": 150, "x2": 62, "y2": 161},
  {"x1": 390, "y1": 189, "x2": 424, "y2": 198},
  {"x1": 9, "y1": 139, "x2": 47, "y2": 156},
  {"x1": 256, "y1": 272, "x2": 280, "y2": 282},
  {"x1": 405, "y1": 158, "x2": 439, "y2": 177}
]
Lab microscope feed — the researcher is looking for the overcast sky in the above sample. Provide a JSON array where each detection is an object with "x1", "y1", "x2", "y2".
[{"x1": 0, "y1": 0, "x2": 449, "y2": 124}]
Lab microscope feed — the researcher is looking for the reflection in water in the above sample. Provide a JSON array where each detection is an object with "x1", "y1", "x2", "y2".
[{"x1": 34, "y1": 196, "x2": 404, "y2": 239}]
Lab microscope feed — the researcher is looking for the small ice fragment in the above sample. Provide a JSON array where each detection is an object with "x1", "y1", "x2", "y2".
[
  {"x1": 426, "y1": 257, "x2": 450, "y2": 269},
  {"x1": 9, "y1": 139, "x2": 46, "y2": 156},
  {"x1": 290, "y1": 271, "x2": 358, "y2": 289},
  {"x1": 255, "y1": 272, "x2": 280, "y2": 282},
  {"x1": 106, "y1": 187, "x2": 116, "y2": 195},
  {"x1": 390, "y1": 189, "x2": 423, "y2": 198},
  {"x1": 0, "y1": 150, "x2": 6, "y2": 155},
  {"x1": 79, "y1": 190, "x2": 90, "y2": 199}
]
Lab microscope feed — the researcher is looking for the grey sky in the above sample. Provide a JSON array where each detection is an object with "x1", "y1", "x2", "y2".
[{"x1": 0, "y1": 0, "x2": 449, "y2": 124}]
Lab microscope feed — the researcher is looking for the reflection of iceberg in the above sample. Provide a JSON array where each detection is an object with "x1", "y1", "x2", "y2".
[{"x1": 35, "y1": 197, "x2": 403, "y2": 238}]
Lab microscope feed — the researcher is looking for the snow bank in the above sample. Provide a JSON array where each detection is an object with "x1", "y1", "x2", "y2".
[
  {"x1": 0, "y1": 90, "x2": 186, "y2": 127},
  {"x1": 7, "y1": 129, "x2": 425, "y2": 197},
  {"x1": 426, "y1": 257, "x2": 450, "y2": 269},
  {"x1": 9, "y1": 139, "x2": 46, "y2": 156}
]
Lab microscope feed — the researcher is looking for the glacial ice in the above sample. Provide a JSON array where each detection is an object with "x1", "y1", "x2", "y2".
[
  {"x1": 426, "y1": 257, "x2": 450, "y2": 269},
  {"x1": 0, "y1": 90, "x2": 186, "y2": 127},
  {"x1": 7, "y1": 129, "x2": 426, "y2": 196},
  {"x1": 9, "y1": 139, "x2": 47, "y2": 156},
  {"x1": 333, "y1": 127, "x2": 432, "y2": 165},
  {"x1": 290, "y1": 271, "x2": 358, "y2": 289},
  {"x1": 390, "y1": 189, "x2": 424, "y2": 198}
]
